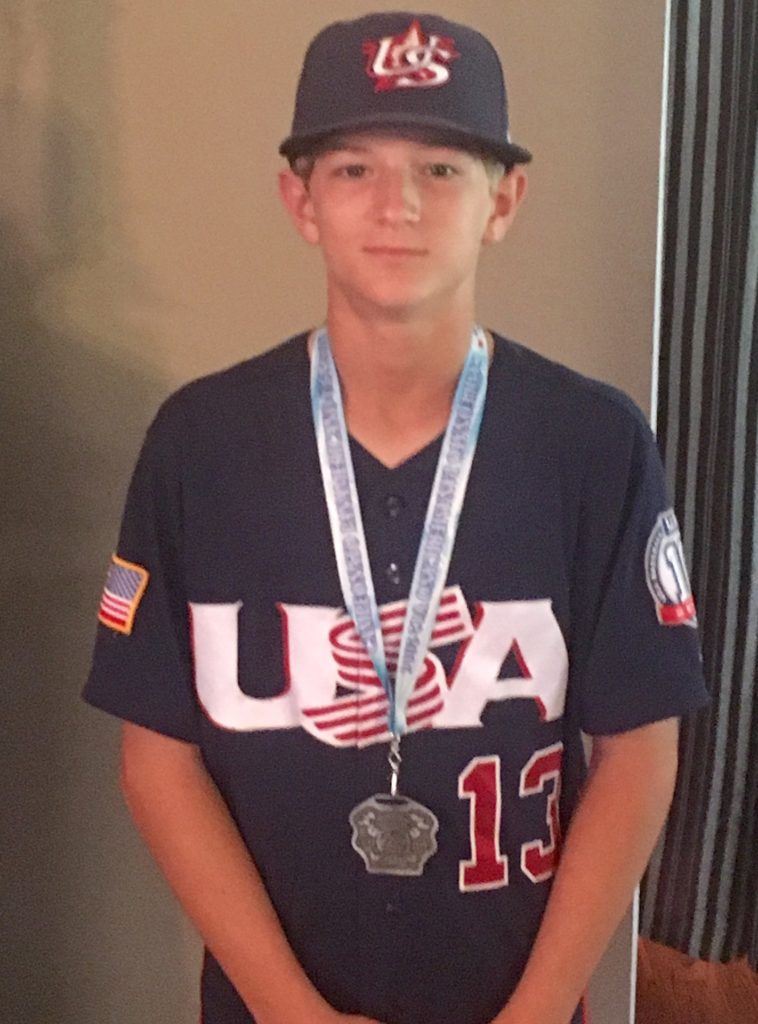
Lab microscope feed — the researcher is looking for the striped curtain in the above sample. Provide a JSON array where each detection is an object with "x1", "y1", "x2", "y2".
[{"x1": 640, "y1": 0, "x2": 757, "y2": 965}]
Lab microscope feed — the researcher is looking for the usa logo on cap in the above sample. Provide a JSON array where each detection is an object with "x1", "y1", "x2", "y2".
[
  {"x1": 645, "y1": 510, "x2": 697, "y2": 627},
  {"x1": 362, "y1": 18, "x2": 459, "y2": 93}
]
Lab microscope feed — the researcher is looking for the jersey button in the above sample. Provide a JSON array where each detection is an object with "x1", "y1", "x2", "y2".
[
  {"x1": 385, "y1": 494, "x2": 405, "y2": 519},
  {"x1": 385, "y1": 562, "x2": 401, "y2": 586}
]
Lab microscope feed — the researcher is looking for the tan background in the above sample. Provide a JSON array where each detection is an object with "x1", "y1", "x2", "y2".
[{"x1": 1, "y1": 1, "x2": 665, "y2": 1021}]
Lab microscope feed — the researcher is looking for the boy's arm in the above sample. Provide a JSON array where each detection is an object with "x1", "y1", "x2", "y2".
[
  {"x1": 493, "y1": 716, "x2": 679, "y2": 1024},
  {"x1": 119, "y1": 721, "x2": 380, "y2": 1024}
]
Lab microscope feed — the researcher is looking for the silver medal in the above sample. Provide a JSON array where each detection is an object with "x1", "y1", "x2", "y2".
[
  {"x1": 349, "y1": 735, "x2": 438, "y2": 876},
  {"x1": 350, "y1": 793, "x2": 439, "y2": 876}
]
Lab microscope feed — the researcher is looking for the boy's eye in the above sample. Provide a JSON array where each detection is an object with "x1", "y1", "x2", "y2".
[
  {"x1": 335, "y1": 163, "x2": 368, "y2": 178},
  {"x1": 425, "y1": 163, "x2": 457, "y2": 178}
]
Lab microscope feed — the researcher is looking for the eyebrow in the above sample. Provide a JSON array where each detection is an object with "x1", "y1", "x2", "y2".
[
  {"x1": 321, "y1": 143, "x2": 369, "y2": 156},
  {"x1": 320, "y1": 140, "x2": 467, "y2": 158}
]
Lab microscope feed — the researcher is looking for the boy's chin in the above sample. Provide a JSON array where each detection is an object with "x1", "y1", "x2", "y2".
[{"x1": 347, "y1": 278, "x2": 452, "y2": 318}]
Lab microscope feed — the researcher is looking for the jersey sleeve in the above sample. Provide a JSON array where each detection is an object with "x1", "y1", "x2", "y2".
[
  {"x1": 569, "y1": 396, "x2": 710, "y2": 736},
  {"x1": 82, "y1": 394, "x2": 200, "y2": 742}
]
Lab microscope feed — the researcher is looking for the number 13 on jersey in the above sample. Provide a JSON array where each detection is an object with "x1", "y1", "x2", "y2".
[{"x1": 458, "y1": 743, "x2": 563, "y2": 892}]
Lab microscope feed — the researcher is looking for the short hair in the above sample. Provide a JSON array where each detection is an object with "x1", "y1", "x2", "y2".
[{"x1": 289, "y1": 136, "x2": 514, "y2": 189}]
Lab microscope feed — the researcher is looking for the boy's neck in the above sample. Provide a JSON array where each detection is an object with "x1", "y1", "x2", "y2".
[
  {"x1": 325, "y1": 302, "x2": 479, "y2": 406},
  {"x1": 320, "y1": 297, "x2": 488, "y2": 468}
]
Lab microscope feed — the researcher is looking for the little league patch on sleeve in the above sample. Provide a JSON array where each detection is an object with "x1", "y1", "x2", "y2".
[
  {"x1": 98, "y1": 555, "x2": 149, "y2": 635},
  {"x1": 644, "y1": 510, "x2": 697, "y2": 627}
]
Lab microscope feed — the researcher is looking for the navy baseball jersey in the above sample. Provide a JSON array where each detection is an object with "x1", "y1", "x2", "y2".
[{"x1": 84, "y1": 332, "x2": 709, "y2": 1024}]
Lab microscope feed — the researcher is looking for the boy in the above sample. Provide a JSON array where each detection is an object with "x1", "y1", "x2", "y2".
[{"x1": 84, "y1": 13, "x2": 708, "y2": 1024}]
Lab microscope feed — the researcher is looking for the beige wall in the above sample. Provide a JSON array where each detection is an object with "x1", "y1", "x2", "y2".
[{"x1": 1, "y1": 2, "x2": 664, "y2": 1021}]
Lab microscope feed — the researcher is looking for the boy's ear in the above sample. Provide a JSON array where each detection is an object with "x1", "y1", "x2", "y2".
[
  {"x1": 278, "y1": 168, "x2": 320, "y2": 245},
  {"x1": 482, "y1": 167, "x2": 528, "y2": 245}
]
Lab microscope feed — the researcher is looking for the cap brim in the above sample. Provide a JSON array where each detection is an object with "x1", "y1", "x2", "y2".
[{"x1": 279, "y1": 113, "x2": 532, "y2": 166}]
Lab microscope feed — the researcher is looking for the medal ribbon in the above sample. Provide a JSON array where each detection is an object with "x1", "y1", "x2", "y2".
[{"x1": 311, "y1": 326, "x2": 489, "y2": 737}]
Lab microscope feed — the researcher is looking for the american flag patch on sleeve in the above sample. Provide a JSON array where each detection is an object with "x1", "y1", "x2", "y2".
[{"x1": 98, "y1": 555, "x2": 150, "y2": 635}]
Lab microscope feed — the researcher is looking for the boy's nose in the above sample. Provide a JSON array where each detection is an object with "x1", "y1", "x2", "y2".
[{"x1": 373, "y1": 169, "x2": 421, "y2": 225}]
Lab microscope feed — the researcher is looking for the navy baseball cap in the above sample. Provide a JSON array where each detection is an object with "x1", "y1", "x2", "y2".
[{"x1": 279, "y1": 12, "x2": 532, "y2": 167}]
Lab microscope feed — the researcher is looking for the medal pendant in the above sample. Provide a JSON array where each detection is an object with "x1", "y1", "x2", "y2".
[{"x1": 349, "y1": 793, "x2": 439, "y2": 876}]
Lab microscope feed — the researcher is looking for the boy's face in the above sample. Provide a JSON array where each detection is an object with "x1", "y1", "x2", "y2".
[{"x1": 279, "y1": 132, "x2": 527, "y2": 319}]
